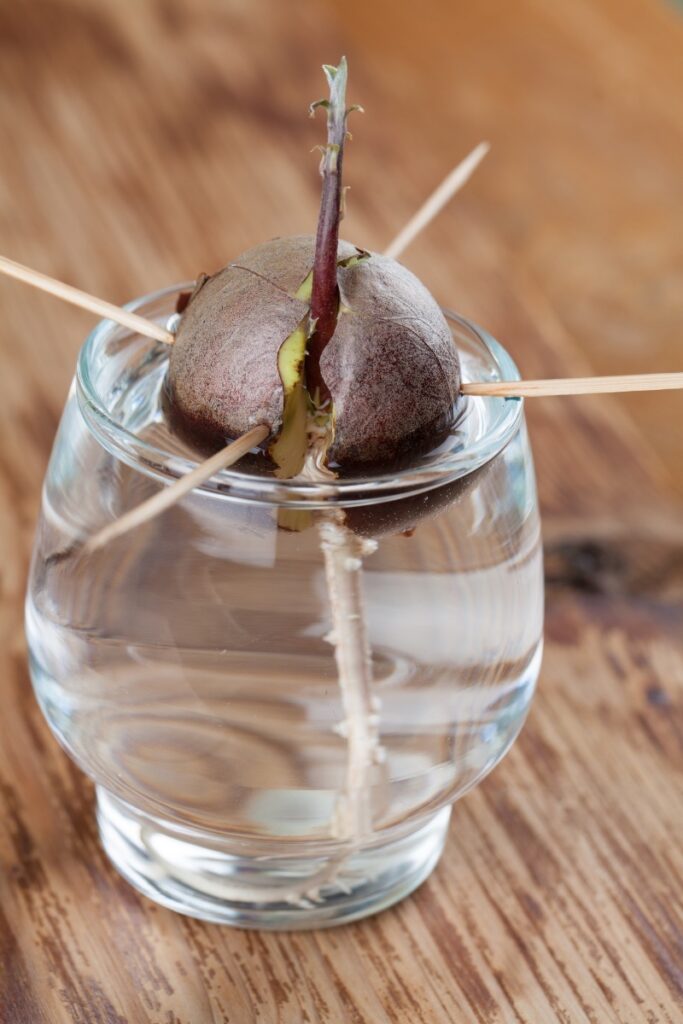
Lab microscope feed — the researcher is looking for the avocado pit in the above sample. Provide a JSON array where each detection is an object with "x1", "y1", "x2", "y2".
[{"x1": 166, "y1": 234, "x2": 461, "y2": 476}]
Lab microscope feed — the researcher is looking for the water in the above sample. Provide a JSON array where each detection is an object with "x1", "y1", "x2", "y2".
[{"x1": 25, "y1": 302, "x2": 543, "y2": 923}]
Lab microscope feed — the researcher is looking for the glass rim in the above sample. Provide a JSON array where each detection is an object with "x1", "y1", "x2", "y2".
[{"x1": 76, "y1": 282, "x2": 524, "y2": 509}]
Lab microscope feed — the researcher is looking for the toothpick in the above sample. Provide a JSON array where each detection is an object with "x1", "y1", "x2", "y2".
[
  {"x1": 381, "y1": 157, "x2": 681, "y2": 402},
  {"x1": 0, "y1": 254, "x2": 174, "y2": 345},
  {"x1": 383, "y1": 142, "x2": 490, "y2": 260},
  {"x1": 461, "y1": 372, "x2": 683, "y2": 398},
  {"x1": 85, "y1": 423, "x2": 269, "y2": 551}
]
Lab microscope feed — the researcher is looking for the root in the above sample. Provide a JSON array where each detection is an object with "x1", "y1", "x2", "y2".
[{"x1": 318, "y1": 511, "x2": 381, "y2": 842}]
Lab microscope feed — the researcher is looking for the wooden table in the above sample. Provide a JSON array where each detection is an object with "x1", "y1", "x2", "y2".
[{"x1": 1, "y1": 1, "x2": 681, "y2": 1020}]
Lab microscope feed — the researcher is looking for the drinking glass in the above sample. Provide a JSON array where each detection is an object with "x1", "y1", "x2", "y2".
[{"x1": 26, "y1": 285, "x2": 543, "y2": 928}]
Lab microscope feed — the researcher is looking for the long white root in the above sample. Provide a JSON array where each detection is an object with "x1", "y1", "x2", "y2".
[{"x1": 319, "y1": 512, "x2": 381, "y2": 843}]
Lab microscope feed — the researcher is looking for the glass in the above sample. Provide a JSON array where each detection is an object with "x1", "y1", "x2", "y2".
[{"x1": 25, "y1": 285, "x2": 544, "y2": 929}]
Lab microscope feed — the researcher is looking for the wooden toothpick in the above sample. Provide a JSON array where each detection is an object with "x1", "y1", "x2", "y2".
[
  {"x1": 0, "y1": 255, "x2": 174, "y2": 345},
  {"x1": 85, "y1": 423, "x2": 269, "y2": 551},
  {"x1": 462, "y1": 372, "x2": 683, "y2": 398},
  {"x1": 379, "y1": 155, "x2": 682, "y2": 401},
  {"x1": 383, "y1": 142, "x2": 490, "y2": 260}
]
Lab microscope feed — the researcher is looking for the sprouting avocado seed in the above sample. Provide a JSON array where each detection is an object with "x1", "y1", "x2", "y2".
[
  {"x1": 166, "y1": 58, "x2": 461, "y2": 480},
  {"x1": 167, "y1": 234, "x2": 461, "y2": 471}
]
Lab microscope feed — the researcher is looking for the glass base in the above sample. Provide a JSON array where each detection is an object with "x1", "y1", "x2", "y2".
[{"x1": 97, "y1": 788, "x2": 451, "y2": 930}]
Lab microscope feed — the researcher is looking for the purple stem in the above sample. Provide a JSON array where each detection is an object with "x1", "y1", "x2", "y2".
[{"x1": 307, "y1": 59, "x2": 354, "y2": 404}]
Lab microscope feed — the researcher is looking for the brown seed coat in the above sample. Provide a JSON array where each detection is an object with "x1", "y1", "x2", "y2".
[{"x1": 168, "y1": 235, "x2": 461, "y2": 468}]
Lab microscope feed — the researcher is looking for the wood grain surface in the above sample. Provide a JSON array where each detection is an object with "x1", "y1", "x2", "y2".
[{"x1": 1, "y1": 0, "x2": 682, "y2": 1021}]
